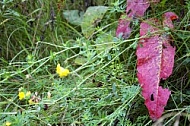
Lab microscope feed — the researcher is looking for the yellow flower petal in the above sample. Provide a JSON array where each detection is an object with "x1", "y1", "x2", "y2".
[
  {"x1": 59, "y1": 68, "x2": 70, "y2": 77},
  {"x1": 56, "y1": 63, "x2": 61, "y2": 74},
  {"x1": 28, "y1": 99, "x2": 35, "y2": 105},
  {"x1": 56, "y1": 63, "x2": 70, "y2": 77},
  {"x1": 26, "y1": 91, "x2": 31, "y2": 97},
  {"x1": 18, "y1": 92, "x2": 25, "y2": 100}
]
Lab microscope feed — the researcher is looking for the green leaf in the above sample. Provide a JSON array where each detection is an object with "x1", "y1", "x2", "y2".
[
  {"x1": 63, "y1": 10, "x2": 84, "y2": 26},
  {"x1": 81, "y1": 6, "x2": 108, "y2": 38},
  {"x1": 74, "y1": 57, "x2": 87, "y2": 65},
  {"x1": 95, "y1": 31, "x2": 115, "y2": 53}
]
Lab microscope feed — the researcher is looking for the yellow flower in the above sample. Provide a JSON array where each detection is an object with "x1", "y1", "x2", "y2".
[
  {"x1": 26, "y1": 91, "x2": 31, "y2": 97},
  {"x1": 5, "y1": 121, "x2": 11, "y2": 126},
  {"x1": 18, "y1": 92, "x2": 25, "y2": 100},
  {"x1": 28, "y1": 99, "x2": 35, "y2": 105},
  {"x1": 56, "y1": 63, "x2": 70, "y2": 77}
]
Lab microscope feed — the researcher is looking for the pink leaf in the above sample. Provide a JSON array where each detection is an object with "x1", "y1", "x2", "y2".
[
  {"x1": 160, "y1": 35, "x2": 176, "y2": 79},
  {"x1": 116, "y1": 14, "x2": 132, "y2": 39},
  {"x1": 126, "y1": 0, "x2": 161, "y2": 17},
  {"x1": 145, "y1": 87, "x2": 171, "y2": 121},
  {"x1": 163, "y1": 12, "x2": 178, "y2": 29},
  {"x1": 136, "y1": 12, "x2": 177, "y2": 120},
  {"x1": 116, "y1": 0, "x2": 160, "y2": 39},
  {"x1": 126, "y1": 0, "x2": 150, "y2": 17},
  {"x1": 139, "y1": 18, "x2": 160, "y2": 36}
]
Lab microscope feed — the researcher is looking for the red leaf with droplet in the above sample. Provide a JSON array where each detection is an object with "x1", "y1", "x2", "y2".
[
  {"x1": 136, "y1": 12, "x2": 178, "y2": 121},
  {"x1": 116, "y1": 0, "x2": 160, "y2": 38}
]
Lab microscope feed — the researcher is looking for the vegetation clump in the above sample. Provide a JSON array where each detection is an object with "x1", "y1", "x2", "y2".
[{"x1": 0, "y1": 0, "x2": 190, "y2": 125}]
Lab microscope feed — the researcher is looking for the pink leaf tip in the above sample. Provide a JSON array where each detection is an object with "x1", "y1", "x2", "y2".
[{"x1": 163, "y1": 12, "x2": 178, "y2": 29}]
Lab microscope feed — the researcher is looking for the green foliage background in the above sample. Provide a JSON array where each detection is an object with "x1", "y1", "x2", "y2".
[{"x1": 0, "y1": 0, "x2": 190, "y2": 125}]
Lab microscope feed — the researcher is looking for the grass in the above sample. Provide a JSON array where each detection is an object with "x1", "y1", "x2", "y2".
[{"x1": 0, "y1": 0, "x2": 190, "y2": 125}]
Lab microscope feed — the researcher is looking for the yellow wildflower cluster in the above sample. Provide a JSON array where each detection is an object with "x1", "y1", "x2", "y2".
[
  {"x1": 18, "y1": 87, "x2": 34, "y2": 105},
  {"x1": 18, "y1": 90, "x2": 40, "y2": 105},
  {"x1": 56, "y1": 63, "x2": 70, "y2": 77},
  {"x1": 18, "y1": 88, "x2": 51, "y2": 105}
]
